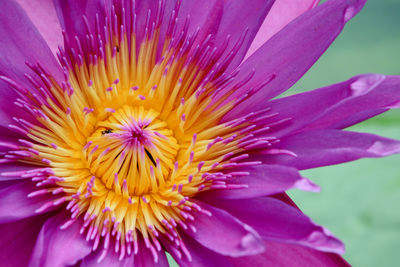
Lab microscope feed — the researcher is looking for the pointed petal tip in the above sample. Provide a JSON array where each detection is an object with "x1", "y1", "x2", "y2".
[
  {"x1": 306, "y1": 227, "x2": 346, "y2": 255},
  {"x1": 294, "y1": 177, "x2": 321, "y2": 192},
  {"x1": 343, "y1": 0, "x2": 367, "y2": 22}
]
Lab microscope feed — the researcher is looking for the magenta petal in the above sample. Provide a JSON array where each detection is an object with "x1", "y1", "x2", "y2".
[
  {"x1": 222, "y1": 0, "x2": 367, "y2": 121},
  {"x1": 229, "y1": 240, "x2": 350, "y2": 267},
  {"x1": 169, "y1": 232, "x2": 232, "y2": 267},
  {"x1": 135, "y1": 236, "x2": 169, "y2": 267},
  {"x1": 214, "y1": 0, "x2": 275, "y2": 71},
  {"x1": 199, "y1": 164, "x2": 319, "y2": 199},
  {"x1": 81, "y1": 250, "x2": 134, "y2": 267},
  {"x1": 206, "y1": 197, "x2": 344, "y2": 254},
  {"x1": 302, "y1": 75, "x2": 400, "y2": 131},
  {"x1": 167, "y1": 0, "x2": 223, "y2": 42},
  {"x1": 245, "y1": 0, "x2": 319, "y2": 59},
  {"x1": 0, "y1": 0, "x2": 62, "y2": 127},
  {"x1": 185, "y1": 200, "x2": 265, "y2": 257},
  {"x1": 29, "y1": 212, "x2": 92, "y2": 267},
  {"x1": 0, "y1": 215, "x2": 49, "y2": 267},
  {"x1": 16, "y1": 0, "x2": 62, "y2": 55},
  {"x1": 81, "y1": 236, "x2": 168, "y2": 267},
  {"x1": 0, "y1": 161, "x2": 36, "y2": 181},
  {"x1": 53, "y1": 0, "x2": 104, "y2": 47},
  {"x1": 0, "y1": 181, "x2": 57, "y2": 223},
  {"x1": 265, "y1": 74, "x2": 400, "y2": 138},
  {"x1": 267, "y1": 129, "x2": 400, "y2": 170}
]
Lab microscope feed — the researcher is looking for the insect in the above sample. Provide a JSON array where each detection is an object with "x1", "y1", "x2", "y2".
[{"x1": 101, "y1": 129, "x2": 113, "y2": 135}]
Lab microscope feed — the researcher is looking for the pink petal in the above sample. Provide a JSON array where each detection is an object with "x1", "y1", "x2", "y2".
[
  {"x1": 81, "y1": 236, "x2": 169, "y2": 267},
  {"x1": 29, "y1": 211, "x2": 92, "y2": 267},
  {"x1": 206, "y1": 197, "x2": 344, "y2": 254},
  {"x1": 0, "y1": 181, "x2": 58, "y2": 223},
  {"x1": 214, "y1": 0, "x2": 275, "y2": 71},
  {"x1": 265, "y1": 129, "x2": 400, "y2": 170},
  {"x1": 53, "y1": 0, "x2": 224, "y2": 60},
  {"x1": 245, "y1": 0, "x2": 319, "y2": 59},
  {"x1": 199, "y1": 164, "x2": 319, "y2": 199},
  {"x1": 16, "y1": 0, "x2": 63, "y2": 55},
  {"x1": 185, "y1": 200, "x2": 265, "y2": 257},
  {"x1": 222, "y1": 0, "x2": 367, "y2": 121},
  {"x1": 0, "y1": 215, "x2": 49, "y2": 267},
  {"x1": 265, "y1": 74, "x2": 400, "y2": 138},
  {"x1": 229, "y1": 239, "x2": 350, "y2": 267},
  {"x1": 0, "y1": 1, "x2": 62, "y2": 127},
  {"x1": 0, "y1": 161, "x2": 36, "y2": 181},
  {"x1": 168, "y1": 232, "x2": 231, "y2": 267}
]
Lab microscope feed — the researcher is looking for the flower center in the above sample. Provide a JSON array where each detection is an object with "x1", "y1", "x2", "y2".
[{"x1": 85, "y1": 106, "x2": 178, "y2": 197}]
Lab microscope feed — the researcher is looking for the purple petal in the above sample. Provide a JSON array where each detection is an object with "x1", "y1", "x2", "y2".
[
  {"x1": 81, "y1": 250, "x2": 134, "y2": 267},
  {"x1": 229, "y1": 240, "x2": 350, "y2": 267},
  {"x1": 16, "y1": 0, "x2": 63, "y2": 54},
  {"x1": 0, "y1": 181, "x2": 58, "y2": 223},
  {"x1": 265, "y1": 129, "x2": 400, "y2": 170},
  {"x1": 135, "y1": 236, "x2": 169, "y2": 267},
  {"x1": 0, "y1": 215, "x2": 49, "y2": 267},
  {"x1": 199, "y1": 164, "x2": 319, "y2": 199},
  {"x1": 53, "y1": 0, "x2": 104, "y2": 49},
  {"x1": 81, "y1": 236, "x2": 168, "y2": 267},
  {"x1": 185, "y1": 200, "x2": 265, "y2": 257},
  {"x1": 302, "y1": 75, "x2": 400, "y2": 131},
  {"x1": 206, "y1": 197, "x2": 344, "y2": 254},
  {"x1": 213, "y1": 0, "x2": 275, "y2": 71},
  {"x1": 0, "y1": 0, "x2": 62, "y2": 127},
  {"x1": 167, "y1": 231, "x2": 232, "y2": 267},
  {"x1": 29, "y1": 211, "x2": 92, "y2": 267},
  {"x1": 265, "y1": 74, "x2": 400, "y2": 138},
  {"x1": 222, "y1": 0, "x2": 367, "y2": 121},
  {"x1": 245, "y1": 0, "x2": 319, "y2": 59},
  {"x1": 0, "y1": 125, "x2": 23, "y2": 152},
  {"x1": 0, "y1": 161, "x2": 36, "y2": 181},
  {"x1": 54, "y1": 0, "x2": 224, "y2": 59}
]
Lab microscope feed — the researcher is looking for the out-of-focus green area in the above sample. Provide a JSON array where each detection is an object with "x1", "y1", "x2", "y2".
[
  {"x1": 289, "y1": 0, "x2": 400, "y2": 266},
  {"x1": 168, "y1": 1, "x2": 400, "y2": 266}
]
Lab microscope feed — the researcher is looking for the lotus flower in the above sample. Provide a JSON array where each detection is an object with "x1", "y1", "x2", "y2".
[{"x1": 1, "y1": 0, "x2": 400, "y2": 266}]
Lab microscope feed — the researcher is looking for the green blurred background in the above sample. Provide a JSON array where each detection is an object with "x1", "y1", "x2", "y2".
[
  {"x1": 169, "y1": 0, "x2": 400, "y2": 266},
  {"x1": 289, "y1": 0, "x2": 400, "y2": 266}
]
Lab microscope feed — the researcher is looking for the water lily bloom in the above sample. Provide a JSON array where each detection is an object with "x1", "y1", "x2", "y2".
[{"x1": 1, "y1": 0, "x2": 400, "y2": 266}]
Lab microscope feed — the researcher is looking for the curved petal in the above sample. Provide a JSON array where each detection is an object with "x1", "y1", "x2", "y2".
[
  {"x1": 53, "y1": 0, "x2": 105, "y2": 49},
  {"x1": 0, "y1": 125, "x2": 23, "y2": 152},
  {"x1": 302, "y1": 75, "x2": 400, "y2": 131},
  {"x1": 229, "y1": 240, "x2": 350, "y2": 267},
  {"x1": 135, "y1": 236, "x2": 169, "y2": 267},
  {"x1": 29, "y1": 211, "x2": 92, "y2": 267},
  {"x1": 81, "y1": 250, "x2": 135, "y2": 267},
  {"x1": 81, "y1": 236, "x2": 168, "y2": 267},
  {"x1": 0, "y1": 215, "x2": 49, "y2": 267},
  {"x1": 0, "y1": 126, "x2": 37, "y2": 181},
  {"x1": 265, "y1": 129, "x2": 400, "y2": 170},
  {"x1": 185, "y1": 200, "x2": 265, "y2": 257},
  {"x1": 198, "y1": 164, "x2": 319, "y2": 199},
  {"x1": 0, "y1": 181, "x2": 58, "y2": 223},
  {"x1": 206, "y1": 197, "x2": 344, "y2": 254},
  {"x1": 16, "y1": 0, "x2": 63, "y2": 54},
  {"x1": 245, "y1": 0, "x2": 319, "y2": 59},
  {"x1": 168, "y1": 231, "x2": 233, "y2": 267},
  {"x1": 222, "y1": 0, "x2": 367, "y2": 121},
  {"x1": 0, "y1": 161, "x2": 37, "y2": 181},
  {"x1": 0, "y1": 0, "x2": 62, "y2": 127},
  {"x1": 53, "y1": 0, "x2": 224, "y2": 59},
  {"x1": 214, "y1": 0, "x2": 275, "y2": 71},
  {"x1": 264, "y1": 74, "x2": 400, "y2": 138}
]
